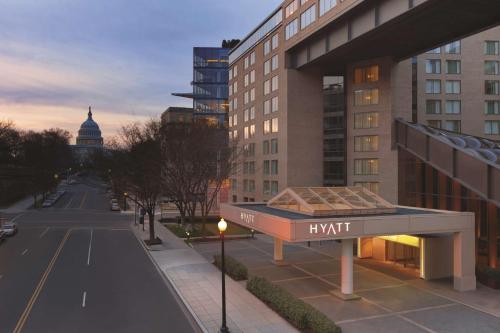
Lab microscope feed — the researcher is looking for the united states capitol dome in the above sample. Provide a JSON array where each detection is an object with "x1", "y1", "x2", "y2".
[{"x1": 76, "y1": 107, "x2": 104, "y2": 146}]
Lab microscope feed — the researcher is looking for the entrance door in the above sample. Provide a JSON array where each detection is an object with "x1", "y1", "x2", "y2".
[{"x1": 386, "y1": 240, "x2": 420, "y2": 269}]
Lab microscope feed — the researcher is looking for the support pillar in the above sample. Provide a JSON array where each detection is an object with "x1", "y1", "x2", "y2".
[
  {"x1": 331, "y1": 239, "x2": 360, "y2": 300},
  {"x1": 272, "y1": 238, "x2": 288, "y2": 266},
  {"x1": 453, "y1": 230, "x2": 476, "y2": 291}
]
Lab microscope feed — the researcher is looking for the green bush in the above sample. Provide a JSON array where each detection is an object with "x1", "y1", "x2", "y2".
[
  {"x1": 213, "y1": 255, "x2": 248, "y2": 281},
  {"x1": 247, "y1": 276, "x2": 341, "y2": 333}
]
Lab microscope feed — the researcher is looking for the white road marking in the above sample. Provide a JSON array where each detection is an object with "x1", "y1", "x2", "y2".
[
  {"x1": 87, "y1": 229, "x2": 93, "y2": 266},
  {"x1": 82, "y1": 291, "x2": 87, "y2": 308},
  {"x1": 64, "y1": 195, "x2": 75, "y2": 209},
  {"x1": 39, "y1": 227, "x2": 50, "y2": 239},
  {"x1": 11, "y1": 214, "x2": 24, "y2": 223},
  {"x1": 21, "y1": 249, "x2": 29, "y2": 256}
]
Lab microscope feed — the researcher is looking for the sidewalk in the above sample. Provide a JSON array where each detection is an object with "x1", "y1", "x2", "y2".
[
  {"x1": 0, "y1": 196, "x2": 33, "y2": 214},
  {"x1": 131, "y1": 220, "x2": 297, "y2": 333}
]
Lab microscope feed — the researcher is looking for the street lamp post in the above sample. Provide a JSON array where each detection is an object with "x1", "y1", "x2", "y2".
[
  {"x1": 217, "y1": 218, "x2": 230, "y2": 333},
  {"x1": 123, "y1": 192, "x2": 128, "y2": 211}
]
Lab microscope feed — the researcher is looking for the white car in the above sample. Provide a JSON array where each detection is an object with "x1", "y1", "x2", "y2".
[{"x1": 1, "y1": 223, "x2": 18, "y2": 236}]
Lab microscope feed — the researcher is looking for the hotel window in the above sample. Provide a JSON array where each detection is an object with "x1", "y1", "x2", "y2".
[
  {"x1": 263, "y1": 181, "x2": 270, "y2": 195},
  {"x1": 229, "y1": 68, "x2": 233, "y2": 80},
  {"x1": 244, "y1": 91, "x2": 249, "y2": 104},
  {"x1": 426, "y1": 100, "x2": 441, "y2": 114},
  {"x1": 271, "y1": 118, "x2": 279, "y2": 133},
  {"x1": 354, "y1": 112, "x2": 379, "y2": 128},
  {"x1": 354, "y1": 65, "x2": 379, "y2": 84},
  {"x1": 244, "y1": 143, "x2": 255, "y2": 157},
  {"x1": 445, "y1": 80, "x2": 461, "y2": 94},
  {"x1": 228, "y1": 115, "x2": 233, "y2": 128},
  {"x1": 485, "y1": 41, "x2": 500, "y2": 55},
  {"x1": 271, "y1": 181, "x2": 279, "y2": 195},
  {"x1": 233, "y1": 65, "x2": 238, "y2": 77},
  {"x1": 263, "y1": 160, "x2": 270, "y2": 175},
  {"x1": 354, "y1": 159, "x2": 379, "y2": 175},
  {"x1": 250, "y1": 124, "x2": 255, "y2": 138},
  {"x1": 250, "y1": 51, "x2": 256, "y2": 66},
  {"x1": 263, "y1": 140, "x2": 270, "y2": 154},
  {"x1": 271, "y1": 55, "x2": 279, "y2": 71},
  {"x1": 250, "y1": 70, "x2": 255, "y2": 83},
  {"x1": 445, "y1": 100, "x2": 461, "y2": 114},
  {"x1": 445, "y1": 60, "x2": 461, "y2": 74},
  {"x1": 233, "y1": 114, "x2": 238, "y2": 126},
  {"x1": 264, "y1": 100, "x2": 271, "y2": 115},
  {"x1": 229, "y1": 85, "x2": 233, "y2": 96},
  {"x1": 228, "y1": 131, "x2": 233, "y2": 140},
  {"x1": 271, "y1": 160, "x2": 278, "y2": 175},
  {"x1": 285, "y1": 0, "x2": 298, "y2": 18},
  {"x1": 319, "y1": 0, "x2": 337, "y2": 16},
  {"x1": 444, "y1": 120, "x2": 461, "y2": 133},
  {"x1": 285, "y1": 19, "x2": 298, "y2": 40},
  {"x1": 244, "y1": 74, "x2": 249, "y2": 87},
  {"x1": 250, "y1": 106, "x2": 255, "y2": 120},
  {"x1": 485, "y1": 120, "x2": 500, "y2": 135},
  {"x1": 445, "y1": 41, "x2": 461, "y2": 54},
  {"x1": 233, "y1": 82, "x2": 238, "y2": 94},
  {"x1": 244, "y1": 126, "x2": 249, "y2": 139},
  {"x1": 427, "y1": 120, "x2": 442, "y2": 129},
  {"x1": 485, "y1": 80, "x2": 500, "y2": 95},
  {"x1": 354, "y1": 135, "x2": 379, "y2": 152},
  {"x1": 426, "y1": 47, "x2": 441, "y2": 54},
  {"x1": 264, "y1": 60, "x2": 271, "y2": 75},
  {"x1": 249, "y1": 180, "x2": 255, "y2": 193},
  {"x1": 271, "y1": 139, "x2": 278, "y2": 154},
  {"x1": 264, "y1": 40, "x2": 271, "y2": 56},
  {"x1": 353, "y1": 89, "x2": 379, "y2": 106},
  {"x1": 272, "y1": 34, "x2": 279, "y2": 49},
  {"x1": 485, "y1": 61, "x2": 500, "y2": 75},
  {"x1": 233, "y1": 130, "x2": 238, "y2": 139},
  {"x1": 233, "y1": 98, "x2": 238, "y2": 110},
  {"x1": 485, "y1": 101, "x2": 500, "y2": 115},
  {"x1": 272, "y1": 76, "x2": 279, "y2": 91},
  {"x1": 244, "y1": 109, "x2": 249, "y2": 122},
  {"x1": 244, "y1": 56, "x2": 249, "y2": 69},
  {"x1": 425, "y1": 59, "x2": 441, "y2": 74},
  {"x1": 264, "y1": 80, "x2": 270, "y2": 95},
  {"x1": 272, "y1": 96, "x2": 279, "y2": 112},
  {"x1": 264, "y1": 120, "x2": 271, "y2": 134},
  {"x1": 425, "y1": 80, "x2": 441, "y2": 94},
  {"x1": 250, "y1": 88, "x2": 255, "y2": 102},
  {"x1": 301, "y1": 5, "x2": 316, "y2": 29},
  {"x1": 354, "y1": 182, "x2": 379, "y2": 194}
]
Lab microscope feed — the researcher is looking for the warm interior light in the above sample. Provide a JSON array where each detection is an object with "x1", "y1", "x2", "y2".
[
  {"x1": 378, "y1": 235, "x2": 420, "y2": 248},
  {"x1": 218, "y1": 218, "x2": 228, "y2": 233}
]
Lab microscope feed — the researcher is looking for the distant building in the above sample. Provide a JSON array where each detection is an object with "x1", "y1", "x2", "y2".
[
  {"x1": 73, "y1": 107, "x2": 104, "y2": 163},
  {"x1": 173, "y1": 47, "x2": 230, "y2": 126},
  {"x1": 160, "y1": 107, "x2": 194, "y2": 125}
]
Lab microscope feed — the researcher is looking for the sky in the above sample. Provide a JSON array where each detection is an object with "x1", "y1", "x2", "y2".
[{"x1": 0, "y1": 0, "x2": 281, "y2": 142}]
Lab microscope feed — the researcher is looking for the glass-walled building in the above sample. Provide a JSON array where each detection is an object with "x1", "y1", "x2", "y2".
[{"x1": 193, "y1": 47, "x2": 229, "y2": 126}]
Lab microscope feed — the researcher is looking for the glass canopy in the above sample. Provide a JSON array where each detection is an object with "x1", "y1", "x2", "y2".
[{"x1": 267, "y1": 187, "x2": 397, "y2": 216}]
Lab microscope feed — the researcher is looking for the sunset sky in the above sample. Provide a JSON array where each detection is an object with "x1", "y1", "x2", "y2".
[{"x1": 0, "y1": 0, "x2": 280, "y2": 142}]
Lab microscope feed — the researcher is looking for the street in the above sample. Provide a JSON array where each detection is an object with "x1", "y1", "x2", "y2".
[{"x1": 0, "y1": 180, "x2": 197, "y2": 333}]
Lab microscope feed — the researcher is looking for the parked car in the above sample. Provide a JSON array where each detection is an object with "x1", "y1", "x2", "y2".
[
  {"x1": 1, "y1": 223, "x2": 18, "y2": 236},
  {"x1": 0, "y1": 231, "x2": 5, "y2": 243},
  {"x1": 111, "y1": 203, "x2": 120, "y2": 211}
]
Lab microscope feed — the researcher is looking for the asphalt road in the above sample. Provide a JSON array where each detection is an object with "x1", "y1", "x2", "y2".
[{"x1": 0, "y1": 178, "x2": 198, "y2": 333}]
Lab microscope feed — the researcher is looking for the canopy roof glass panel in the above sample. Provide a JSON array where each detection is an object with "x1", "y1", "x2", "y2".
[{"x1": 267, "y1": 187, "x2": 397, "y2": 216}]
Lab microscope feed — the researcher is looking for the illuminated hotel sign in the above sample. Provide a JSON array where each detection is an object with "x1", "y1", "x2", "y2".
[
  {"x1": 240, "y1": 212, "x2": 255, "y2": 226},
  {"x1": 309, "y1": 222, "x2": 351, "y2": 236}
]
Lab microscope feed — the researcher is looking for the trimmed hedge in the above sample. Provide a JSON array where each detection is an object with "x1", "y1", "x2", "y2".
[
  {"x1": 213, "y1": 255, "x2": 248, "y2": 281},
  {"x1": 247, "y1": 276, "x2": 341, "y2": 333}
]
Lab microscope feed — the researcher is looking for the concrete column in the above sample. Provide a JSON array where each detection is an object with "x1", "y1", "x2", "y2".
[
  {"x1": 341, "y1": 239, "x2": 354, "y2": 295},
  {"x1": 453, "y1": 230, "x2": 476, "y2": 291},
  {"x1": 273, "y1": 238, "x2": 284, "y2": 264},
  {"x1": 357, "y1": 238, "x2": 373, "y2": 258}
]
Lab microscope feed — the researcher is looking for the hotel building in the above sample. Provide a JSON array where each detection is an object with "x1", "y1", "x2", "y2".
[{"x1": 227, "y1": 0, "x2": 500, "y2": 275}]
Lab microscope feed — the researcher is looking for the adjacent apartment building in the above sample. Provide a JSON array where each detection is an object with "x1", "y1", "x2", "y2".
[{"x1": 228, "y1": 1, "x2": 500, "y2": 204}]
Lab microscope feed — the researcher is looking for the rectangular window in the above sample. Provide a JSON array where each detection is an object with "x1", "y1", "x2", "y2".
[
  {"x1": 263, "y1": 181, "x2": 270, "y2": 195},
  {"x1": 445, "y1": 100, "x2": 461, "y2": 114},
  {"x1": 272, "y1": 96, "x2": 279, "y2": 112},
  {"x1": 229, "y1": 85, "x2": 233, "y2": 96},
  {"x1": 228, "y1": 115, "x2": 233, "y2": 128},
  {"x1": 485, "y1": 120, "x2": 500, "y2": 135},
  {"x1": 229, "y1": 68, "x2": 233, "y2": 80},
  {"x1": 426, "y1": 100, "x2": 441, "y2": 114},
  {"x1": 445, "y1": 80, "x2": 461, "y2": 94},
  {"x1": 264, "y1": 80, "x2": 270, "y2": 95},
  {"x1": 250, "y1": 106, "x2": 255, "y2": 120},
  {"x1": 485, "y1": 80, "x2": 500, "y2": 95},
  {"x1": 233, "y1": 82, "x2": 238, "y2": 94},
  {"x1": 354, "y1": 135, "x2": 379, "y2": 152},
  {"x1": 233, "y1": 65, "x2": 238, "y2": 77},
  {"x1": 271, "y1": 181, "x2": 279, "y2": 195},
  {"x1": 271, "y1": 55, "x2": 279, "y2": 71},
  {"x1": 271, "y1": 160, "x2": 278, "y2": 175},
  {"x1": 446, "y1": 60, "x2": 461, "y2": 74},
  {"x1": 249, "y1": 180, "x2": 255, "y2": 193},
  {"x1": 264, "y1": 60, "x2": 270, "y2": 75},
  {"x1": 427, "y1": 120, "x2": 441, "y2": 129},
  {"x1": 272, "y1": 34, "x2": 279, "y2": 49},
  {"x1": 233, "y1": 114, "x2": 237, "y2": 126},
  {"x1": 271, "y1": 118, "x2": 279, "y2": 133},
  {"x1": 426, "y1": 80, "x2": 441, "y2": 94},
  {"x1": 244, "y1": 109, "x2": 249, "y2": 122},
  {"x1": 425, "y1": 59, "x2": 441, "y2": 74},
  {"x1": 444, "y1": 120, "x2": 461, "y2": 133},
  {"x1": 319, "y1": 0, "x2": 337, "y2": 16},
  {"x1": 445, "y1": 41, "x2": 461, "y2": 54},
  {"x1": 354, "y1": 112, "x2": 379, "y2": 128},
  {"x1": 244, "y1": 56, "x2": 249, "y2": 69},
  {"x1": 271, "y1": 76, "x2": 279, "y2": 91},
  {"x1": 301, "y1": 5, "x2": 316, "y2": 29},
  {"x1": 244, "y1": 91, "x2": 249, "y2": 104},
  {"x1": 485, "y1": 41, "x2": 500, "y2": 55},
  {"x1": 285, "y1": 19, "x2": 298, "y2": 40},
  {"x1": 264, "y1": 120, "x2": 270, "y2": 134},
  {"x1": 354, "y1": 65, "x2": 379, "y2": 84},
  {"x1": 250, "y1": 88, "x2": 255, "y2": 102},
  {"x1": 264, "y1": 40, "x2": 271, "y2": 56},
  {"x1": 249, "y1": 124, "x2": 255, "y2": 138},
  {"x1": 244, "y1": 126, "x2": 249, "y2": 139},
  {"x1": 244, "y1": 74, "x2": 249, "y2": 87},
  {"x1": 264, "y1": 100, "x2": 271, "y2": 115},
  {"x1": 250, "y1": 70, "x2": 255, "y2": 83},
  {"x1": 233, "y1": 130, "x2": 238, "y2": 139},
  {"x1": 263, "y1": 160, "x2": 270, "y2": 175},
  {"x1": 233, "y1": 97, "x2": 238, "y2": 110},
  {"x1": 285, "y1": 0, "x2": 298, "y2": 18},
  {"x1": 271, "y1": 138, "x2": 278, "y2": 154},
  {"x1": 263, "y1": 140, "x2": 270, "y2": 155},
  {"x1": 353, "y1": 89, "x2": 379, "y2": 106},
  {"x1": 485, "y1": 61, "x2": 500, "y2": 75},
  {"x1": 250, "y1": 52, "x2": 256, "y2": 65},
  {"x1": 485, "y1": 101, "x2": 500, "y2": 115},
  {"x1": 426, "y1": 47, "x2": 441, "y2": 54},
  {"x1": 354, "y1": 159, "x2": 379, "y2": 175},
  {"x1": 353, "y1": 182, "x2": 379, "y2": 194}
]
